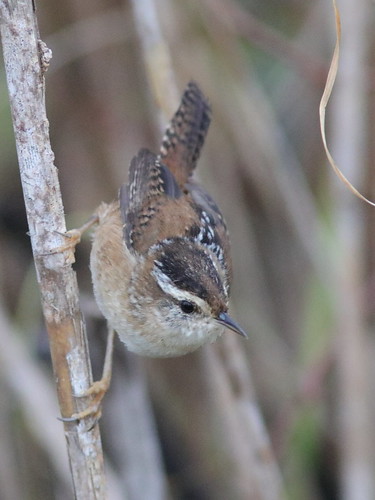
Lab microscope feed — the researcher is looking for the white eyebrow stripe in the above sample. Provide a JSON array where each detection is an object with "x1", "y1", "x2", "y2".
[{"x1": 152, "y1": 266, "x2": 209, "y2": 312}]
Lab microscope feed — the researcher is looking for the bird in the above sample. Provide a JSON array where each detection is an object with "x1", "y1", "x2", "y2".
[
  {"x1": 61, "y1": 81, "x2": 246, "y2": 420},
  {"x1": 89, "y1": 81, "x2": 246, "y2": 358}
]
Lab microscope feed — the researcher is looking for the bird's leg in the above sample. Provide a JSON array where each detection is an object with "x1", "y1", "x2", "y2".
[
  {"x1": 49, "y1": 214, "x2": 99, "y2": 256},
  {"x1": 61, "y1": 328, "x2": 115, "y2": 422}
]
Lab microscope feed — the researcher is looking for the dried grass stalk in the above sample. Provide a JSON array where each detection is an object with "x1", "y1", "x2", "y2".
[
  {"x1": 319, "y1": 0, "x2": 375, "y2": 207},
  {"x1": 0, "y1": 1, "x2": 106, "y2": 497}
]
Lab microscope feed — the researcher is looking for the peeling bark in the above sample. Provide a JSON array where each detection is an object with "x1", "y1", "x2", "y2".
[{"x1": 0, "y1": 1, "x2": 107, "y2": 497}]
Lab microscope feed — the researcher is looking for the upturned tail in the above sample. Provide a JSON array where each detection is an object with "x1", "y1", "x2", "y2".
[{"x1": 159, "y1": 81, "x2": 211, "y2": 186}]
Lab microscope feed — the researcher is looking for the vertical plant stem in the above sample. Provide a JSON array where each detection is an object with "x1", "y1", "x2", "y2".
[
  {"x1": 130, "y1": 0, "x2": 179, "y2": 130},
  {"x1": 329, "y1": 0, "x2": 374, "y2": 498},
  {"x1": 0, "y1": 1, "x2": 106, "y2": 497},
  {"x1": 131, "y1": 1, "x2": 283, "y2": 497},
  {"x1": 204, "y1": 337, "x2": 284, "y2": 500}
]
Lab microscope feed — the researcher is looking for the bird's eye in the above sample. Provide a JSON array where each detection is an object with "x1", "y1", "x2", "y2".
[{"x1": 180, "y1": 300, "x2": 196, "y2": 314}]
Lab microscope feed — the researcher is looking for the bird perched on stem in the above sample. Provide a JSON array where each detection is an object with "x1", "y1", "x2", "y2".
[
  {"x1": 63, "y1": 81, "x2": 246, "y2": 419},
  {"x1": 90, "y1": 81, "x2": 246, "y2": 357}
]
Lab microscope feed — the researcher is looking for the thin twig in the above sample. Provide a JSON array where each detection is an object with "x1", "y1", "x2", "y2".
[
  {"x1": 130, "y1": 0, "x2": 179, "y2": 131},
  {"x1": 328, "y1": 0, "x2": 374, "y2": 498},
  {"x1": 0, "y1": 1, "x2": 106, "y2": 497},
  {"x1": 203, "y1": 337, "x2": 284, "y2": 500}
]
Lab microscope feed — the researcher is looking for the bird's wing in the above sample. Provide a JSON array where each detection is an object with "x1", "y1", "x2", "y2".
[
  {"x1": 185, "y1": 180, "x2": 233, "y2": 289},
  {"x1": 119, "y1": 148, "x2": 182, "y2": 253}
]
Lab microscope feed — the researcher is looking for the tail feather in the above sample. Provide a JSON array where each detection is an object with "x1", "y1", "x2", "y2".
[{"x1": 159, "y1": 81, "x2": 211, "y2": 186}]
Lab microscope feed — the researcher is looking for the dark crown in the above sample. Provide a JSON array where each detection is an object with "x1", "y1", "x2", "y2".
[{"x1": 153, "y1": 238, "x2": 228, "y2": 313}]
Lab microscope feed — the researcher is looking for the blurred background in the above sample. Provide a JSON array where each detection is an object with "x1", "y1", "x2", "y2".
[{"x1": 1, "y1": 0, "x2": 375, "y2": 498}]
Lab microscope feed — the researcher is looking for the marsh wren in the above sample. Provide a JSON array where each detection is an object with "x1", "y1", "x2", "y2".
[{"x1": 89, "y1": 81, "x2": 246, "y2": 358}]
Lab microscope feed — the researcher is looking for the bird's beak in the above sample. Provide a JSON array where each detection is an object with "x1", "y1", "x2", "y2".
[{"x1": 216, "y1": 312, "x2": 248, "y2": 338}]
